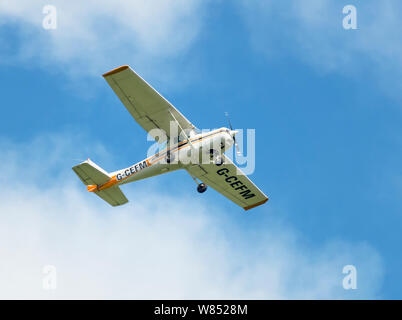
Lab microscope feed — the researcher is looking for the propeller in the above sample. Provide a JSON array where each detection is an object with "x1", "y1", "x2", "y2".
[
  {"x1": 225, "y1": 112, "x2": 233, "y2": 131},
  {"x1": 225, "y1": 112, "x2": 241, "y2": 155}
]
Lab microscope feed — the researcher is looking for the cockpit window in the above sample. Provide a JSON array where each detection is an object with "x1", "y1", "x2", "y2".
[{"x1": 158, "y1": 140, "x2": 168, "y2": 151}]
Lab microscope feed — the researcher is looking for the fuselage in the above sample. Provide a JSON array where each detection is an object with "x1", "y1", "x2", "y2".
[{"x1": 93, "y1": 128, "x2": 235, "y2": 192}]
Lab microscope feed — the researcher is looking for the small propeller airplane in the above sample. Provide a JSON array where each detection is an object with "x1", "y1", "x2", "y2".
[{"x1": 72, "y1": 65, "x2": 268, "y2": 210}]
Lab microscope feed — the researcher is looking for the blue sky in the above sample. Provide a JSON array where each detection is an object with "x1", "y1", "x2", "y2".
[{"x1": 0, "y1": 1, "x2": 401, "y2": 299}]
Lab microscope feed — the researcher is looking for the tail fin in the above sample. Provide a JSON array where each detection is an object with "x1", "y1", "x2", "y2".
[{"x1": 72, "y1": 159, "x2": 128, "y2": 207}]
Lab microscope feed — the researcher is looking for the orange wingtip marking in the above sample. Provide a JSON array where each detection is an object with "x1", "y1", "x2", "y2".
[
  {"x1": 243, "y1": 198, "x2": 269, "y2": 211},
  {"x1": 102, "y1": 65, "x2": 129, "y2": 77},
  {"x1": 87, "y1": 185, "x2": 97, "y2": 192}
]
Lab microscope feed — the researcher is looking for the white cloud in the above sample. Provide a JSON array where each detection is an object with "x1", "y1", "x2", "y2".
[
  {"x1": 239, "y1": 0, "x2": 402, "y2": 99},
  {"x1": 2, "y1": 0, "x2": 402, "y2": 99},
  {"x1": 0, "y1": 133, "x2": 384, "y2": 299},
  {"x1": 0, "y1": 0, "x2": 207, "y2": 83}
]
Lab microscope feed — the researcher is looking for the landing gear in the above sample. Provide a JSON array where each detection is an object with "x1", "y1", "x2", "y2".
[
  {"x1": 214, "y1": 155, "x2": 224, "y2": 166},
  {"x1": 165, "y1": 152, "x2": 174, "y2": 164},
  {"x1": 189, "y1": 172, "x2": 208, "y2": 193},
  {"x1": 197, "y1": 183, "x2": 207, "y2": 193},
  {"x1": 209, "y1": 149, "x2": 224, "y2": 166}
]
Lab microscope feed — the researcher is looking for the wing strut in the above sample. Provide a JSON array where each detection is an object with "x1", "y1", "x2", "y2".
[{"x1": 168, "y1": 109, "x2": 196, "y2": 151}]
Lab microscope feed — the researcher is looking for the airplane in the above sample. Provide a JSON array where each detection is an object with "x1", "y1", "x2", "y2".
[{"x1": 72, "y1": 65, "x2": 268, "y2": 210}]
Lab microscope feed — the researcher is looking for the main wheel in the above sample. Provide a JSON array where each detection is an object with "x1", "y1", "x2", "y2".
[
  {"x1": 166, "y1": 152, "x2": 174, "y2": 164},
  {"x1": 197, "y1": 183, "x2": 207, "y2": 193}
]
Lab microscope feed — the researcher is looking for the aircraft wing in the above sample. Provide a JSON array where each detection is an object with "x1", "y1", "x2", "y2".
[
  {"x1": 186, "y1": 155, "x2": 268, "y2": 210},
  {"x1": 103, "y1": 65, "x2": 196, "y2": 143}
]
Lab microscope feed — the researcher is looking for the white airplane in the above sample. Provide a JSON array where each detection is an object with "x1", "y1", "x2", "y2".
[{"x1": 72, "y1": 66, "x2": 268, "y2": 210}]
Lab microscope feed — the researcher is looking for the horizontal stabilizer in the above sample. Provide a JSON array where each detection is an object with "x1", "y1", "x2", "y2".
[
  {"x1": 72, "y1": 159, "x2": 110, "y2": 185},
  {"x1": 72, "y1": 159, "x2": 129, "y2": 207},
  {"x1": 95, "y1": 186, "x2": 128, "y2": 207}
]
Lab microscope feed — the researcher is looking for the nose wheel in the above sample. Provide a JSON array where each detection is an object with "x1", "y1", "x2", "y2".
[{"x1": 209, "y1": 149, "x2": 224, "y2": 166}]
